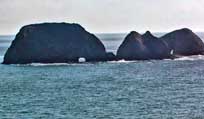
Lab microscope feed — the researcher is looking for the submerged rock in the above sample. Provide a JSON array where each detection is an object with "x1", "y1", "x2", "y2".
[
  {"x1": 161, "y1": 28, "x2": 204, "y2": 56},
  {"x1": 3, "y1": 23, "x2": 111, "y2": 64}
]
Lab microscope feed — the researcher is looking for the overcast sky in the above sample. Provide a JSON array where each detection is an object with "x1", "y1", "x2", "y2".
[{"x1": 0, "y1": 0, "x2": 204, "y2": 34}]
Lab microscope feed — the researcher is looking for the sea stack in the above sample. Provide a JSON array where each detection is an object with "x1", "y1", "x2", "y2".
[
  {"x1": 117, "y1": 28, "x2": 204, "y2": 60},
  {"x1": 3, "y1": 23, "x2": 112, "y2": 64},
  {"x1": 117, "y1": 31, "x2": 148, "y2": 60},
  {"x1": 161, "y1": 28, "x2": 204, "y2": 56},
  {"x1": 141, "y1": 31, "x2": 171, "y2": 59},
  {"x1": 116, "y1": 31, "x2": 171, "y2": 60}
]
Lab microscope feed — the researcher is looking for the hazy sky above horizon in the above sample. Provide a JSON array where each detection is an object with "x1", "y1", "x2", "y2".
[{"x1": 0, "y1": 0, "x2": 204, "y2": 34}]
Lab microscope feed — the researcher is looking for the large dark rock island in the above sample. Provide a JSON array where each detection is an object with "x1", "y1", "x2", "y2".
[
  {"x1": 3, "y1": 23, "x2": 115, "y2": 64},
  {"x1": 117, "y1": 28, "x2": 204, "y2": 60}
]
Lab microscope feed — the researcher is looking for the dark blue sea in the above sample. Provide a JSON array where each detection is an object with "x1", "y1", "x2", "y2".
[{"x1": 1, "y1": 33, "x2": 204, "y2": 119}]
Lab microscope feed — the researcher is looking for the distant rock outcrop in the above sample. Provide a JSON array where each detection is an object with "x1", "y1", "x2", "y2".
[
  {"x1": 117, "y1": 28, "x2": 204, "y2": 60},
  {"x1": 142, "y1": 31, "x2": 171, "y2": 59},
  {"x1": 3, "y1": 23, "x2": 113, "y2": 64},
  {"x1": 161, "y1": 28, "x2": 204, "y2": 56},
  {"x1": 3, "y1": 25, "x2": 204, "y2": 64},
  {"x1": 117, "y1": 31, "x2": 171, "y2": 60},
  {"x1": 117, "y1": 31, "x2": 148, "y2": 60},
  {"x1": 106, "y1": 52, "x2": 117, "y2": 61}
]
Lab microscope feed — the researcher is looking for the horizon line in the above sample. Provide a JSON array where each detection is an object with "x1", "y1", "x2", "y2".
[{"x1": 1, "y1": 31, "x2": 204, "y2": 36}]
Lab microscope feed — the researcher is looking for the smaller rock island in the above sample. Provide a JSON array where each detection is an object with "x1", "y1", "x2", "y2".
[{"x1": 117, "y1": 28, "x2": 204, "y2": 60}]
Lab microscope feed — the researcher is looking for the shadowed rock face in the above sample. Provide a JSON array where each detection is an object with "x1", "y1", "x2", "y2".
[
  {"x1": 116, "y1": 31, "x2": 148, "y2": 60},
  {"x1": 117, "y1": 31, "x2": 171, "y2": 60},
  {"x1": 117, "y1": 28, "x2": 204, "y2": 60},
  {"x1": 3, "y1": 23, "x2": 110, "y2": 64},
  {"x1": 142, "y1": 31, "x2": 171, "y2": 59},
  {"x1": 161, "y1": 28, "x2": 204, "y2": 56},
  {"x1": 106, "y1": 52, "x2": 117, "y2": 61}
]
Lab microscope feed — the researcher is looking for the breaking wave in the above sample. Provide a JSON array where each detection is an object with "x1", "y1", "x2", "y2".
[{"x1": 175, "y1": 55, "x2": 204, "y2": 61}]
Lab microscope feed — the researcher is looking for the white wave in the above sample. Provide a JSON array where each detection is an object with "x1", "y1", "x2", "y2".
[
  {"x1": 108, "y1": 59, "x2": 137, "y2": 64},
  {"x1": 29, "y1": 63, "x2": 71, "y2": 66},
  {"x1": 175, "y1": 55, "x2": 204, "y2": 61},
  {"x1": 109, "y1": 55, "x2": 204, "y2": 63},
  {"x1": 16, "y1": 62, "x2": 89, "y2": 67}
]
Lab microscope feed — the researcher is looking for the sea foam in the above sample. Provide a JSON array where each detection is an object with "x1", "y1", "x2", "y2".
[{"x1": 175, "y1": 55, "x2": 204, "y2": 61}]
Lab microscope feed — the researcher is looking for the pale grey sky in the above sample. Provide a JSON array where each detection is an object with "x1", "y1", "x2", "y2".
[{"x1": 0, "y1": 0, "x2": 204, "y2": 34}]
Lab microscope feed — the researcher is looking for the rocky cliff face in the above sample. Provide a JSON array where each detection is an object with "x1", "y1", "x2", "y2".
[
  {"x1": 117, "y1": 31, "x2": 171, "y2": 60},
  {"x1": 117, "y1": 28, "x2": 204, "y2": 60},
  {"x1": 3, "y1": 24, "x2": 204, "y2": 64},
  {"x1": 161, "y1": 28, "x2": 204, "y2": 56},
  {"x1": 142, "y1": 31, "x2": 171, "y2": 59},
  {"x1": 116, "y1": 31, "x2": 149, "y2": 60},
  {"x1": 3, "y1": 23, "x2": 111, "y2": 64}
]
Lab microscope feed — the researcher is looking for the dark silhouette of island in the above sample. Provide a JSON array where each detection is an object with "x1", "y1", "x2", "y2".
[
  {"x1": 117, "y1": 31, "x2": 172, "y2": 60},
  {"x1": 161, "y1": 28, "x2": 204, "y2": 56},
  {"x1": 117, "y1": 28, "x2": 204, "y2": 60},
  {"x1": 3, "y1": 23, "x2": 115, "y2": 64},
  {"x1": 2, "y1": 23, "x2": 204, "y2": 64}
]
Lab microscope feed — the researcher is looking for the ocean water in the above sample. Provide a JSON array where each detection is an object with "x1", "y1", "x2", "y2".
[{"x1": 1, "y1": 33, "x2": 204, "y2": 119}]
